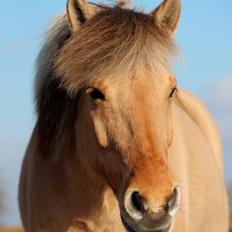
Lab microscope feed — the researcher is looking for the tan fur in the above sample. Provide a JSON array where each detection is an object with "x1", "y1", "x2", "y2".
[
  {"x1": 169, "y1": 90, "x2": 229, "y2": 232},
  {"x1": 19, "y1": 1, "x2": 229, "y2": 232},
  {"x1": 174, "y1": 88, "x2": 224, "y2": 175}
]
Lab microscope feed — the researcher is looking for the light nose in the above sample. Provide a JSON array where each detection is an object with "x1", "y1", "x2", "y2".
[{"x1": 124, "y1": 186, "x2": 180, "y2": 221}]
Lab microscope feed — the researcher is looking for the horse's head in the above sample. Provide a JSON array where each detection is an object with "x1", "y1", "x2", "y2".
[
  {"x1": 74, "y1": 73, "x2": 180, "y2": 232},
  {"x1": 37, "y1": 0, "x2": 181, "y2": 231}
]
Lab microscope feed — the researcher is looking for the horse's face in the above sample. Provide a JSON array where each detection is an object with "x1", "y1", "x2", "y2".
[
  {"x1": 76, "y1": 70, "x2": 180, "y2": 231},
  {"x1": 55, "y1": 0, "x2": 182, "y2": 231}
]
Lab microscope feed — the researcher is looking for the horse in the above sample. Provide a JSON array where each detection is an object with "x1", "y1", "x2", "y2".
[{"x1": 18, "y1": 0, "x2": 229, "y2": 231}]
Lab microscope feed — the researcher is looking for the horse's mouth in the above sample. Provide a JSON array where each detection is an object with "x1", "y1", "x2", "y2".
[{"x1": 121, "y1": 216, "x2": 171, "y2": 232}]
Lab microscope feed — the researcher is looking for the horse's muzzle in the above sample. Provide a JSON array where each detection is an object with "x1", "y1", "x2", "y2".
[
  {"x1": 121, "y1": 214, "x2": 171, "y2": 232},
  {"x1": 121, "y1": 186, "x2": 180, "y2": 232}
]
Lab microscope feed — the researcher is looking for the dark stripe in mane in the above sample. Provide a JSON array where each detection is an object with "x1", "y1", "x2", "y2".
[{"x1": 35, "y1": 17, "x2": 75, "y2": 161}]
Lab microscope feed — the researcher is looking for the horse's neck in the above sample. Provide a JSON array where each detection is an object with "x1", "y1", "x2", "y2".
[
  {"x1": 26, "y1": 132, "x2": 119, "y2": 232},
  {"x1": 173, "y1": 88, "x2": 223, "y2": 174}
]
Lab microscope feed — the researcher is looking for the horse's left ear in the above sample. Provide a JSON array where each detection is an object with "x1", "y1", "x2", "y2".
[
  {"x1": 67, "y1": 0, "x2": 96, "y2": 32},
  {"x1": 151, "y1": 0, "x2": 181, "y2": 35}
]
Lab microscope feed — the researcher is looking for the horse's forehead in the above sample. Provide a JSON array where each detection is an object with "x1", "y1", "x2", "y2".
[{"x1": 95, "y1": 71, "x2": 175, "y2": 99}]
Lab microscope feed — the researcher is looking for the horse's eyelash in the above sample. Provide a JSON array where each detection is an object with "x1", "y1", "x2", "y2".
[{"x1": 169, "y1": 86, "x2": 177, "y2": 98}]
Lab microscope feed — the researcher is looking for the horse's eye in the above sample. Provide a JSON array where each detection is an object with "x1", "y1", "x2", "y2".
[
  {"x1": 169, "y1": 86, "x2": 177, "y2": 98},
  {"x1": 90, "y1": 88, "x2": 105, "y2": 100}
]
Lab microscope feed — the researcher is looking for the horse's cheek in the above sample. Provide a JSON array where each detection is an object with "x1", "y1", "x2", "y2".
[{"x1": 91, "y1": 112, "x2": 108, "y2": 148}]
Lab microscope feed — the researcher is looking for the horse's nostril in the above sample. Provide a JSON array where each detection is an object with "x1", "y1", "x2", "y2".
[
  {"x1": 131, "y1": 191, "x2": 146, "y2": 213},
  {"x1": 124, "y1": 189, "x2": 147, "y2": 220},
  {"x1": 168, "y1": 186, "x2": 180, "y2": 217}
]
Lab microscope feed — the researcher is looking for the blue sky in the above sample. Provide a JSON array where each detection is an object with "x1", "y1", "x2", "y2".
[{"x1": 0, "y1": 0, "x2": 232, "y2": 226}]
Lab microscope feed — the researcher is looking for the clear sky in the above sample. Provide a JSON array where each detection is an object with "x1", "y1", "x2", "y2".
[{"x1": 0, "y1": 0, "x2": 232, "y2": 226}]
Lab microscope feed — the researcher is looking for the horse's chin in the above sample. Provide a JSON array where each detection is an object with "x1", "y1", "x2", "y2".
[{"x1": 120, "y1": 215, "x2": 171, "y2": 232}]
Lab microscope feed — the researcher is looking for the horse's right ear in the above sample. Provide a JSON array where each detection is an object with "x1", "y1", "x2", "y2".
[{"x1": 67, "y1": 0, "x2": 96, "y2": 32}]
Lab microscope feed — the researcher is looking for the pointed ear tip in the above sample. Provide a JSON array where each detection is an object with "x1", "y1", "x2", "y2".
[
  {"x1": 67, "y1": 0, "x2": 92, "y2": 32},
  {"x1": 152, "y1": 0, "x2": 181, "y2": 33}
]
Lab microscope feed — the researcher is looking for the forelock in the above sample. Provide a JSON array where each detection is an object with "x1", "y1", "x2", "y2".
[{"x1": 54, "y1": 6, "x2": 176, "y2": 95}]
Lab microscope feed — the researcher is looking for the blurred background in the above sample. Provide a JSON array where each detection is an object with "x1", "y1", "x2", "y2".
[{"x1": 0, "y1": 0, "x2": 231, "y2": 228}]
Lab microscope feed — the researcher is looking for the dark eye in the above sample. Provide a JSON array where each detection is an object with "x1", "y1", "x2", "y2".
[
  {"x1": 169, "y1": 86, "x2": 177, "y2": 98},
  {"x1": 90, "y1": 88, "x2": 105, "y2": 100}
]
